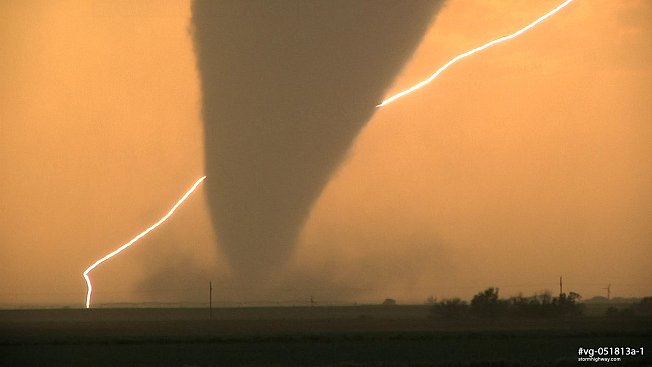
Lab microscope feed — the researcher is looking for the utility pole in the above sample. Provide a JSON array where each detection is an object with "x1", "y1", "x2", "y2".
[
  {"x1": 209, "y1": 281, "x2": 213, "y2": 320},
  {"x1": 559, "y1": 276, "x2": 563, "y2": 297},
  {"x1": 603, "y1": 284, "x2": 611, "y2": 300}
]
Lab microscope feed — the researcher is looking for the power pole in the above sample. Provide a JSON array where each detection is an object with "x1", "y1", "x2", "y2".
[
  {"x1": 603, "y1": 284, "x2": 611, "y2": 300},
  {"x1": 209, "y1": 281, "x2": 213, "y2": 320},
  {"x1": 559, "y1": 276, "x2": 563, "y2": 297}
]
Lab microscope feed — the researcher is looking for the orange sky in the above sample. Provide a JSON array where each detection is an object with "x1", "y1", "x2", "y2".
[{"x1": 1, "y1": 0, "x2": 650, "y2": 307}]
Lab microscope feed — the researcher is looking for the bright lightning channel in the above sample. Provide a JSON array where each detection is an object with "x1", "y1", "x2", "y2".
[
  {"x1": 83, "y1": 175, "x2": 206, "y2": 309},
  {"x1": 376, "y1": 0, "x2": 574, "y2": 108}
]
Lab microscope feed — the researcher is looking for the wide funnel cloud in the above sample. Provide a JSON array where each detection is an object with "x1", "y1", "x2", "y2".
[{"x1": 192, "y1": 1, "x2": 443, "y2": 280}]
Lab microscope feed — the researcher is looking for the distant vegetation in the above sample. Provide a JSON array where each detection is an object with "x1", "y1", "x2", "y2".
[
  {"x1": 430, "y1": 287, "x2": 584, "y2": 319},
  {"x1": 382, "y1": 298, "x2": 397, "y2": 306},
  {"x1": 605, "y1": 297, "x2": 652, "y2": 318}
]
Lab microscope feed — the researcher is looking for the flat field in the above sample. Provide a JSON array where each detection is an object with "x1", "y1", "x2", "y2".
[{"x1": 1, "y1": 306, "x2": 650, "y2": 366}]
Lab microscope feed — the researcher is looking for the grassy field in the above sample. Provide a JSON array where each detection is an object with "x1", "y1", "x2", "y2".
[{"x1": 1, "y1": 306, "x2": 650, "y2": 366}]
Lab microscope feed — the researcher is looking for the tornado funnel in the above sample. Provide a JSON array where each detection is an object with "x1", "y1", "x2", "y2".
[{"x1": 192, "y1": 0, "x2": 443, "y2": 281}]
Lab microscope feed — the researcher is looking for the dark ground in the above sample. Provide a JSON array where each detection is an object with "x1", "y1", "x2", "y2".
[{"x1": 1, "y1": 306, "x2": 650, "y2": 366}]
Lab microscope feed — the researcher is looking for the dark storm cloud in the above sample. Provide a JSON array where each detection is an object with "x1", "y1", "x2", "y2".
[{"x1": 192, "y1": 0, "x2": 444, "y2": 281}]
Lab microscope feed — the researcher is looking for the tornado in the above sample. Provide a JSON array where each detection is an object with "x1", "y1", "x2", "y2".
[{"x1": 192, "y1": 0, "x2": 444, "y2": 282}]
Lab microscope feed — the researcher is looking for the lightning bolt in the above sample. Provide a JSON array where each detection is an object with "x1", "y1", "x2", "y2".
[
  {"x1": 83, "y1": 176, "x2": 206, "y2": 309},
  {"x1": 377, "y1": 0, "x2": 574, "y2": 108}
]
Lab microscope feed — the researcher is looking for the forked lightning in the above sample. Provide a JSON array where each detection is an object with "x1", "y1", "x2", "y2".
[
  {"x1": 377, "y1": 0, "x2": 574, "y2": 107},
  {"x1": 83, "y1": 176, "x2": 206, "y2": 308}
]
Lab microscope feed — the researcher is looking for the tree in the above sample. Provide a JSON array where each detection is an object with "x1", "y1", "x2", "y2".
[
  {"x1": 556, "y1": 292, "x2": 584, "y2": 316},
  {"x1": 382, "y1": 298, "x2": 396, "y2": 306},
  {"x1": 470, "y1": 287, "x2": 508, "y2": 317},
  {"x1": 510, "y1": 293, "x2": 543, "y2": 317},
  {"x1": 431, "y1": 298, "x2": 469, "y2": 319}
]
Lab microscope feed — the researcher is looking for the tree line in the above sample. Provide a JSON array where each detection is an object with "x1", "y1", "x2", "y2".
[{"x1": 430, "y1": 287, "x2": 583, "y2": 319}]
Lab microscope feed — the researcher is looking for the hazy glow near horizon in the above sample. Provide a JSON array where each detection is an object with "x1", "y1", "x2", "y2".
[
  {"x1": 377, "y1": 0, "x2": 574, "y2": 107},
  {"x1": 1, "y1": 0, "x2": 650, "y2": 305},
  {"x1": 83, "y1": 176, "x2": 206, "y2": 308}
]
